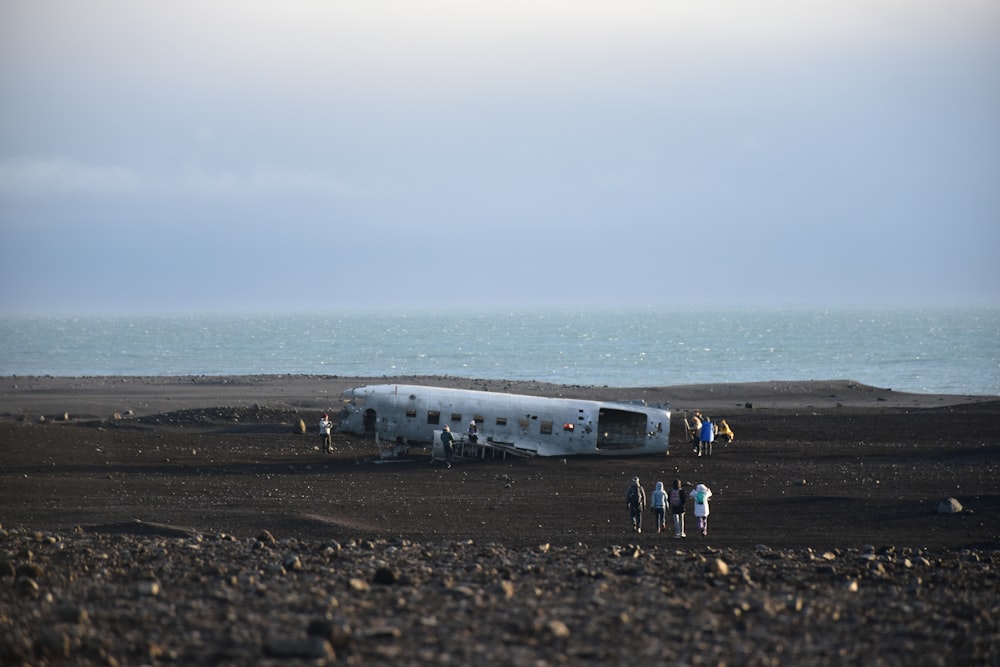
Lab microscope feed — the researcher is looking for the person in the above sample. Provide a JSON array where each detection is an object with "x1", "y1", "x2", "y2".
[
  {"x1": 717, "y1": 418, "x2": 735, "y2": 444},
  {"x1": 686, "y1": 411, "x2": 703, "y2": 453},
  {"x1": 625, "y1": 476, "x2": 646, "y2": 533},
  {"x1": 440, "y1": 424, "x2": 455, "y2": 468},
  {"x1": 699, "y1": 415, "x2": 716, "y2": 457},
  {"x1": 650, "y1": 481, "x2": 667, "y2": 534},
  {"x1": 690, "y1": 483, "x2": 713, "y2": 536},
  {"x1": 668, "y1": 479, "x2": 686, "y2": 538},
  {"x1": 318, "y1": 413, "x2": 333, "y2": 454},
  {"x1": 467, "y1": 420, "x2": 478, "y2": 444}
]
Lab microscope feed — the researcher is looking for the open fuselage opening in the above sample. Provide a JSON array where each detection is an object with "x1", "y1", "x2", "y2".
[
  {"x1": 363, "y1": 408, "x2": 377, "y2": 436},
  {"x1": 596, "y1": 408, "x2": 649, "y2": 450}
]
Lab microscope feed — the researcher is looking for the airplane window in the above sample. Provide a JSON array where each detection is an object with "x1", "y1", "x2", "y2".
[
  {"x1": 563, "y1": 423, "x2": 574, "y2": 432},
  {"x1": 451, "y1": 413, "x2": 462, "y2": 422},
  {"x1": 496, "y1": 417, "x2": 507, "y2": 426},
  {"x1": 427, "y1": 411, "x2": 441, "y2": 425},
  {"x1": 406, "y1": 409, "x2": 417, "y2": 418},
  {"x1": 540, "y1": 421, "x2": 553, "y2": 435}
]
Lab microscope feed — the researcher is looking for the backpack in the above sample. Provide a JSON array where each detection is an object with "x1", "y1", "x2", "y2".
[
  {"x1": 695, "y1": 490, "x2": 707, "y2": 504},
  {"x1": 668, "y1": 488, "x2": 682, "y2": 510}
]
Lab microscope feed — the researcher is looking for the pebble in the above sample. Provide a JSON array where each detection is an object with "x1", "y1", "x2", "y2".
[{"x1": 0, "y1": 528, "x2": 995, "y2": 666}]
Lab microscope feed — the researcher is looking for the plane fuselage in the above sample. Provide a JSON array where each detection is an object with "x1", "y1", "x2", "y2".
[{"x1": 336, "y1": 384, "x2": 671, "y2": 457}]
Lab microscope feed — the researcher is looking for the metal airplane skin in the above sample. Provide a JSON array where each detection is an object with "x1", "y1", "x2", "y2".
[{"x1": 336, "y1": 384, "x2": 671, "y2": 458}]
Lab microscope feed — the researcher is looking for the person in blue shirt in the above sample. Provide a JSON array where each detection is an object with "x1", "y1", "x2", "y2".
[{"x1": 699, "y1": 415, "x2": 716, "y2": 457}]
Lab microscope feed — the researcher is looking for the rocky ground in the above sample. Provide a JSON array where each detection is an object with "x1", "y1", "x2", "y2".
[{"x1": 1, "y1": 376, "x2": 998, "y2": 665}]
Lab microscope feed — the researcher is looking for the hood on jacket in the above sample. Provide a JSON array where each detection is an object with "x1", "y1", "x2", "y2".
[
  {"x1": 696, "y1": 483, "x2": 707, "y2": 492},
  {"x1": 655, "y1": 481, "x2": 664, "y2": 491}
]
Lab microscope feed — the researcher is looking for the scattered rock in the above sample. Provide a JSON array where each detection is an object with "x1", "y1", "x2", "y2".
[
  {"x1": 264, "y1": 636, "x2": 334, "y2": 660},
  {"x1": 137, "y1": 580, "x2": 160, "y2": 596},
  {"x1": 372, "y1": 566, "x2": 400, "y2": 584},
  {"x1": 0, "y1": 529, "x2": 992, "y2": 666},
  {"x1": 937, "y1": 497, "x2": 963, "y2": 514},
  {"x1": 15, "y1": 575, "x2": 39, "y2": 596},
  {"x1": 547, "y1": 619, "x2": 571, "y2": 639},
  {"x1": 709, "y1": 558, "x2": 730, "y2": 575}
]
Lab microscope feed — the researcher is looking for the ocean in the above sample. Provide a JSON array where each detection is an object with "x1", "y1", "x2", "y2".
[{"x1": 0, "y1": 307, "x2": 997, "y2": 396}]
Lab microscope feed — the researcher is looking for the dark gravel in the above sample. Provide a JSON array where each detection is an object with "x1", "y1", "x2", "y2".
[{"x1": 1, "y1": 378, "x2": 998, "y2": 665}]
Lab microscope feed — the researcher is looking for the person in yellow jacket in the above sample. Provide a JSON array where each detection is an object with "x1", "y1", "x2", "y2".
[{"x1": 717, "y1": 418, "x2": 735, "y2": 444}]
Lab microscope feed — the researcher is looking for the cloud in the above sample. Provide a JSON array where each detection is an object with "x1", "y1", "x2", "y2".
[
  {"x1": 0, "y1": 157, "x2": 352, "y2": 199},
  {"x1": 0, "y1": 156, "x2": 143, "y2": 197}
]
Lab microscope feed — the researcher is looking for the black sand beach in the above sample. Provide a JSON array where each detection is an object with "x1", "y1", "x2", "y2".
[{"x1": 1, "y1": 376, "x2": 998, "y2": 665}]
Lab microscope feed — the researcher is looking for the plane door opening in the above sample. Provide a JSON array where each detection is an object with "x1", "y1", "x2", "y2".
[
  {"x1": 363, "y1": 408, "x2": 377, "y2": 436},
  {"x1": 595, "y1": 408, "x2": 648, "y2": 451}
]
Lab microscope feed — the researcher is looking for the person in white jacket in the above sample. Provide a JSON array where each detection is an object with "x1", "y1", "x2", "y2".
[{"x1": 690, "y1": 483, "x2": 713, "y2": 536}]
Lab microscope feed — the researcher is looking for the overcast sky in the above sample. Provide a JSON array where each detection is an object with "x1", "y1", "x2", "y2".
[{"x1": 1, "y1": 1, "x2": 997, "y2": 315}]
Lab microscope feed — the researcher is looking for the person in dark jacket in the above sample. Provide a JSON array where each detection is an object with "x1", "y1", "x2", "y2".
[
  {"x1": 668, "y1": 479, "x2": 687, "y2": 538},
  {"x1": 625, "y1": 477, "x2": 646, "y2": 533},
  {"x1": 441, "y1": 425, "x2": 454, "y2": 468}
]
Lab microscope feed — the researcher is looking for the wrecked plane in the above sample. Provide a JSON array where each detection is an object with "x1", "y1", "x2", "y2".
[{"x1": 335, "y1": 384, "x2": 671, "y2": 460}]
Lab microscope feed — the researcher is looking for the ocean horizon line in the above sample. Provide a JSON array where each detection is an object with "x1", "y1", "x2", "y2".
[{"x1": 2, "y1": 373, "x2": 997, "y2": 399}]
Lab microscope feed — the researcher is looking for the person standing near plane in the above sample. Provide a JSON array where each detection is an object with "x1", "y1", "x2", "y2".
[
  {"x1": 319, "y1": 414, "x2": 333, "y2": 454},
  {"x1": 441, "y1": 425, "x2": 455, "y2": 469},
  {"x1": 467, "y1": 420, "x2": 478, "y2": 444},
  {"x1": 699, "y1": 415, "x2": 716, "y2": 457},
  {"x1": 686, "y1": 411, "x2": 703, "y2": 453},
  {"x1": 716, "y1": 418, "x2": 735, "y2": 444},
  {"x1": 625, "y1": 477, "x2": 646, "y2": 533}
]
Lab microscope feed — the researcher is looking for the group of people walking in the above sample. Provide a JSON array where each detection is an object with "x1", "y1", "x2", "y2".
[
  {"x1": 626, "y1": 476, "x2": 713, "y2": 537},
  {"x1": 324, "y1": 410, "x2": 716, "y2": 539}
]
